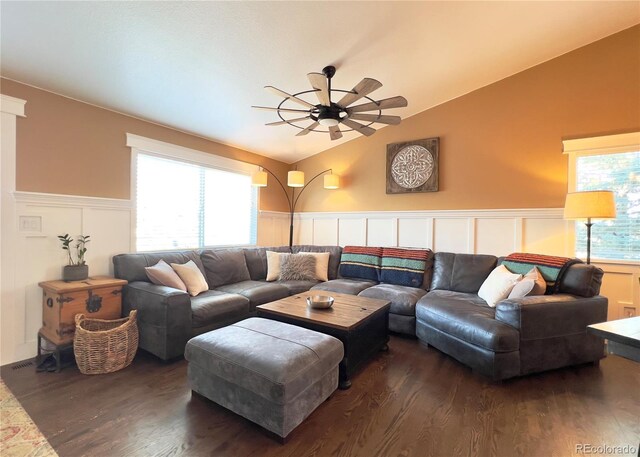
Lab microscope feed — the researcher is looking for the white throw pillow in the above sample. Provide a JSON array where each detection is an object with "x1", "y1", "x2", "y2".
[
  {"x1": 170, "y1": 260, "x2": 209, "y2": 296},
  {"x1": 508, "y1": 266, "x2": 547, "y2": 299},
  {"x1": 266, "y1": 251, "x2": 285, "y2": 281},
  {"x1": 478, "y1": 265, "x2": 522, "y2": 307}
]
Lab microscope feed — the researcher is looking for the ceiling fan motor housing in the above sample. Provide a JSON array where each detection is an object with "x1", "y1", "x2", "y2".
[{"x1": 315, "y1": 103, "x2": 343, "y2": 127}]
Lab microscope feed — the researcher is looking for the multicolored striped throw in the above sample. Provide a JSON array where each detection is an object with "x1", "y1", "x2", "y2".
[
  {"x1": 502, "y1": 253, "x2": 581, "y2": 293},
  {"x1": 380, "y1": 248, "x2": 432, "y2": 287},
  {"x1": 338, "y1": 246, "x2": 383, "y2": 281}
]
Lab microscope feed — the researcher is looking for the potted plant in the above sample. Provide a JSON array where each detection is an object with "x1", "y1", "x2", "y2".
[{"x1": 58, "y1": 234, "x2": 91, "y2": 281}]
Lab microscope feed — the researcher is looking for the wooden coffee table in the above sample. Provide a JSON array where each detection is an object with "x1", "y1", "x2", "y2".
[{"x1": 257, "y1": 292, "x2": 391, "y2": 389}]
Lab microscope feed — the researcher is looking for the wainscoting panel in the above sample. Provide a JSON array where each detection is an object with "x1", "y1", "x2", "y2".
[
  {"x1": 337, "y1": 218, "x2": 367, "y2": 246},
  {"x1": 398, "y1": 218, "x2": 432, "y2": 249},
  {"x1": 475, "y1": 218, "x2": 517, "y2": 256},
  {"x1": 313, "y1": 219, "x2": 339, "y2": 246},
  {"x1": 367, "y1": 218, "x2": 397, "y2": 247},
  {"x1": 523, "y1": 218, "x2": 571, "y2": 256},
  {"x1": 434, "y1": 218, "x2": 470, "y2": 253}
]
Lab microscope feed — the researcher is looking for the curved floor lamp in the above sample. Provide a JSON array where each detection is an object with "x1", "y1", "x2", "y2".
[
  {"x1": 564, "y1": 190, "x2": 616, "y2": 264},
  {"x1": 252, "y1": 167, "x2": 339, "y2": 247}
]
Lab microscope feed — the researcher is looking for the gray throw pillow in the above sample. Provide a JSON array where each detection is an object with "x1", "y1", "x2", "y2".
[{"x1": 279, "y1": 254, "x2": 317, "y2": 281}]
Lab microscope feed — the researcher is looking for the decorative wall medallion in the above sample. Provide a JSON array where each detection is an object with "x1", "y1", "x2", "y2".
[{"x1": 386, "y1": 137, "x2": 439, "y2": 194}]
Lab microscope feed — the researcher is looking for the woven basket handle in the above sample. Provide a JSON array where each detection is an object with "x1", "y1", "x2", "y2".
[
  {"x1": 75, "y1": 313, "x2": 86, "y2": 327},
  {"x1": 127, "y1": 310, "x2": 137, "y2": 323}
]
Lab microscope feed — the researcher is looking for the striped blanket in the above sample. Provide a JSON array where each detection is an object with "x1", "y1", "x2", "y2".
[
  {"x1": 502, "y1": 253, "x2": 581, "y2": 293},
  {"x1": 338, "y1": 246, "x2": 383, "y2": 281},
  {"x1": 380, "y1": 248, "x2": 431, "y2": 287}
]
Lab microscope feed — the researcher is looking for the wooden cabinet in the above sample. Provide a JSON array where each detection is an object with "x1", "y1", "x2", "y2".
[{"x1": 39, "y1": 276, "x2": 127, "y2": 345}]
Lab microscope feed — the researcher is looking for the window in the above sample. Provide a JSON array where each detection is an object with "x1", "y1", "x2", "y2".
[
  {"x1": 129, "y1": 135, "x2": 258, "y2": 252},
  {"x1": 565, "y1": 133, "x2": 640, "y2": 262}
]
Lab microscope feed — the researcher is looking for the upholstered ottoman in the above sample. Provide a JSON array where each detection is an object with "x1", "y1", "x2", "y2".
[{"x1": 185, "y1": 317, "x2": 344, "y2": 439}]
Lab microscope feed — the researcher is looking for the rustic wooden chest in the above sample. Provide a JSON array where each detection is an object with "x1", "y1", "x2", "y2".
[{"x1": 39, "y1": 276, "x2": 128, "y2": 345}]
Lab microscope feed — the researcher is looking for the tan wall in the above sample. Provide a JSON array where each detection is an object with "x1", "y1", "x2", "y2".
[
  {"x1": 294, "y1": 25, "x2": 640, "y2": 212},
  {"x1": 0, "y1": 78, "x2": 291, "y2": 212}
]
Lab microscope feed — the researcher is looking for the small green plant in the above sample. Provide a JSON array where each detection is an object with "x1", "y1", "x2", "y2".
[{"x1": 58, "y1": 234, "x2": 90, "y2": 265}]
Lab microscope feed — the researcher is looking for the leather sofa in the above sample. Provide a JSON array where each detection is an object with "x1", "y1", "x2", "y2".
[
  {"x1": 113, "y1": 245, "x2": 607, "y2": 380},
  {"x1": 112, "y1": 245, "x2": 341, "y2": 360}
]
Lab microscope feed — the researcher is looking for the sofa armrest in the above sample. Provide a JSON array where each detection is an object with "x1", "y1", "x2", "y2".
[
  {"x1": 495, "y1": 294, "x2": 608, "y2": 340},
  {"x1": 123, "y1": 281, "x2": 192, "y2": 360}
]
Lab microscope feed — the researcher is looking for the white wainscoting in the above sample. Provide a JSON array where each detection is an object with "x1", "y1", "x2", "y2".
[{"x1": 259, "y1": 209, "x2": 639, "y2": 322}]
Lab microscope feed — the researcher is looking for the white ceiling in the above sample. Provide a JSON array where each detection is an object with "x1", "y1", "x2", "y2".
[{"x1": 1, "y1": 2, "x2": 638, "y2": 163}]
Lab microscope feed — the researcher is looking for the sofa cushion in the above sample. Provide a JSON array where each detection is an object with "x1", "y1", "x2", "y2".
[
  {"x1": 292, "y1": 245, "x2": 342, "y2": 280},
  {"x1": 243, "y1": 246, "x2": 291, "y2": 281},
  {"x1": 379, "y1": 247, "x2": 431, "y2": 288},
  {"x1": 279, "y1": 254, "x2": 317, "y2": 281},
  {"x1": 477, "y1": 265, "x2": 522, "y2": 307},
  {"x1": 557, "y1": 263, "x2": 604, "y2": 297},
  {"x1": 358, "y1": 283, "x2": 427, "y2": 316},
  {"x1": 216, "y1": 280, "x2": 289, "y2": 309},
  {"x1": 277, "y1": 280, "x2": 320, "y2": 295},
  {"x1": 201, "y1": 249, "x2": 251, "y2": 288},
  {"x1": 190, "y1": 290, "x2": 250, "y2": 328},
  {"x1": 338, "y1": 246, "x2": 383, "y2": 281},
  {"x1": 311, "y1": 278, "x2": 377, "y2": 296},
  {"x1": 416, "y1": 290, "x2": 519, "y2": 352},
  {"x1": 431, "y1": 252, "x2": 497, "y2": 293},
  {"x1": 114, "y1": 250, "x2": 205, "y2": 283}
]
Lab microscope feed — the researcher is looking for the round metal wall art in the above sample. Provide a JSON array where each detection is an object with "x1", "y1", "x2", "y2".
[{"x1": 390, "y1": 145, "x2": 434, "y2": 189}]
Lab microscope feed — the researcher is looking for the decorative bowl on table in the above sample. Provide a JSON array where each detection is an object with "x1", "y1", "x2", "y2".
[{"x1": 306, "y1": 295, "x2": 334, "y2": 309}]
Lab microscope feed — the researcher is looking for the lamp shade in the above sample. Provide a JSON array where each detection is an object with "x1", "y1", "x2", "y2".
[
  {"x1": 287, "y1": 171, "x2": 305, "y2": 187},
  {"x1": 324, "y1": 174, "x2": 340, "y2": 189},
  {"x1": 564, "y1": 191, "x2": 616, "y2": 220},
  {"x1": 251, "y1": 170, "x2": 268, "y2": 187}
]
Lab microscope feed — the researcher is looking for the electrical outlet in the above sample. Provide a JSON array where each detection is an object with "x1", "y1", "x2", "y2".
[{"x1": 623, "y1": 307, "x2": 636, "y2": 318}]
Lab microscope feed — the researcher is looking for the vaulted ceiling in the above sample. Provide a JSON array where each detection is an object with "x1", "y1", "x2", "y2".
[{"x1": 1, "y1": 2, "x2": 638, "y2": 163}]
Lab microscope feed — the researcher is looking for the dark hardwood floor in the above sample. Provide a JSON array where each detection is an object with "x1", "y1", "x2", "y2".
[{"x1": 2, "y1": 337, "x2": 639, "y2": 457}]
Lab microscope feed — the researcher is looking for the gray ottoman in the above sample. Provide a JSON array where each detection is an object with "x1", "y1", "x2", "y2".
[{"x1": 185, "y1": 317, "x2": 344, "y2": 439}]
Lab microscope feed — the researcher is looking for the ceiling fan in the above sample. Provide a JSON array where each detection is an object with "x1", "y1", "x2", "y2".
[{"x1": 252, "y1": 65, "x2": 408, "y2": 140}]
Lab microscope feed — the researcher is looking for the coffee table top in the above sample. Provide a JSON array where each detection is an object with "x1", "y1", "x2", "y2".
[
  {"x1": 588, "y1": 316, "x2": 640, "y2": 349},
  {"x1": 257, "y1": 292, "x2": 390, "y2": 331}
]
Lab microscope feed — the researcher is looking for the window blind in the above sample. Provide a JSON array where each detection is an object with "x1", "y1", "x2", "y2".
[
  {"x1": 136, "y1": 153, "x2": 257, "y2": 251},
  {"x1": 575, "y1": 151, "x2": 640, "y2": 261}
]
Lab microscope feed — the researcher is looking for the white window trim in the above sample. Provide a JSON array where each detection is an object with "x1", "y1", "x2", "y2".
[
  {"x1": 126, "y1": 133, "x2": 260, "y2": 252},
  {"x1": 562, "y1": 131, "x2": 640, "y2": 265}
]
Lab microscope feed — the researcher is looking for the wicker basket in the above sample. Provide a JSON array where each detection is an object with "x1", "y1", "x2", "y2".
[{"x1": 74, "y1": 310, "x2": 138, "y2": 375}]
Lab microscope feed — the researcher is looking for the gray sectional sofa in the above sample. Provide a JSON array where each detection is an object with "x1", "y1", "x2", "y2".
[{"x1": 113, "y1": 245, "x2": 607, "y2": 380}]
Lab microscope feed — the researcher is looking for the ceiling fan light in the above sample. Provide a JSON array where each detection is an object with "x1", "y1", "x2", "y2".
[
  {"x1": 251, "y1": 170, "x2": 268, "y2": 187},
  {"x1": 288, "y1": 171, "x2": 305, "y2": 187},
  {"x1": 318, "y1": 117, "x2": 339, "y2": 127}
]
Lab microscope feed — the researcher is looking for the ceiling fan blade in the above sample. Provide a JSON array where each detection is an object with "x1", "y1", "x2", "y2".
[
  {"x1": 307, "y1": 72, "x2": 330, "y2": 106},
  {"x1": 341, "y1": 118, "x2": 376, "y2": 136},
  {"x1": 252, "y1": 106, "x2": 312, "y2": 114},
  {"x1": 349, "y1": 113, "x2": 401, "y2": 125},
  {"x1": 264, "y1": 86, "x2": 315, "y2": 109},
  {"x1": 337, "y1": 78, "x2": 383, "y2": 108},
  {"x1": 346, "y1": 96, "x2": 408, "y2": 114},
  {"x1": 265, "y1": 116, "x2": 311, "y2": 126},
  {"x1": 296, "y1": 121, "x2": 320, "y2": 136},
  {"x1": 328, "y1": 125, "x2": 342, "y2": 141}
]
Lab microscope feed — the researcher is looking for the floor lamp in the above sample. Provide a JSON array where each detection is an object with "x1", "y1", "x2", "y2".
[
  {"x1": 252, "y1": 167, "x2": 339, "y2": 247},
  {"x1": 564, "y1": 190, "x2": 616, "y2": 264}
]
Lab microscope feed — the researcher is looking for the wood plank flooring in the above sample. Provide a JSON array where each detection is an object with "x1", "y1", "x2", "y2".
[{"x1": 2, "y1": 336, "x2": 639, "y2": 457}]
